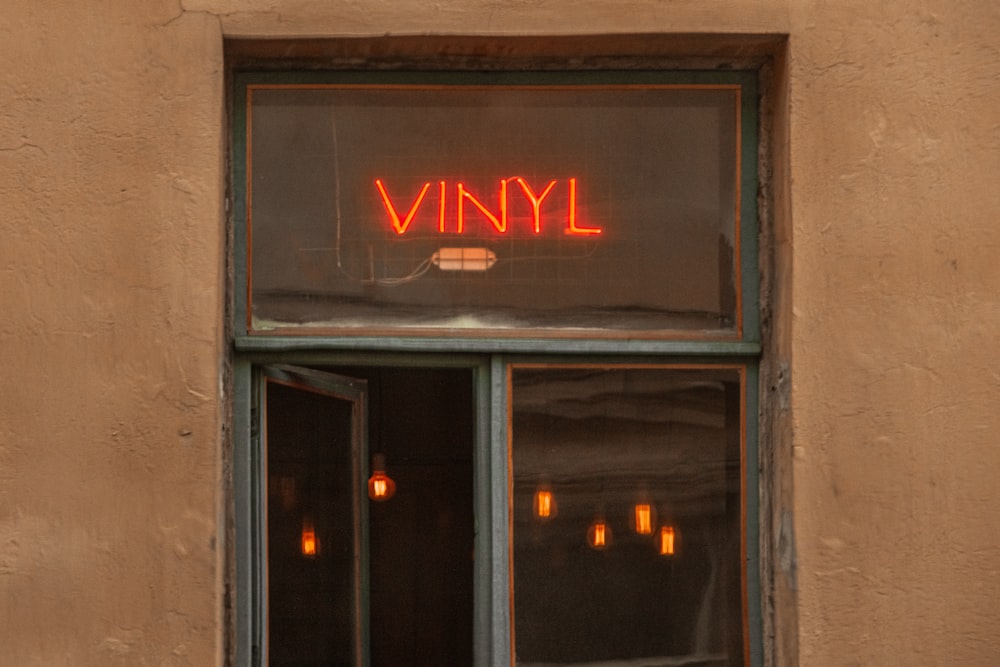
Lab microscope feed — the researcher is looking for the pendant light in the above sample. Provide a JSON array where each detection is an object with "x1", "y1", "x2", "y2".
[
  {"x1": 587, "y1": 516, "x2": 612, "y2": 550},
  {"x1": 367, "y1": 453, "x2": 396, "y2": 501},
  {"x1": 533, "y1": 485, "x2": 556, "y2": 520},
  {"x1": 657, "y1": 525, "x2": 677, "y2": 556},
  {"x1": 300, "y1": 515, "x2": 319, "y2": 558},
  {"x1": 632, "y1": 502, "x2": 656, "y2": 535}
]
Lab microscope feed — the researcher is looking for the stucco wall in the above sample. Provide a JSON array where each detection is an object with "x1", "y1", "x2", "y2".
[
  {"x1": 1, "y1": 3, "x2": 227, "y2": 665},
  {"x1": 1, "y1": 1, "x2": 997, "y2": 665}
]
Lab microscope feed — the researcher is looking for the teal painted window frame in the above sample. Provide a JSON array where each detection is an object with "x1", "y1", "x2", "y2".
[
  {"x1": 232, "y1": 69, "x2": 760, "y2": 349},
  {"x1": 231, "y1": 68, "x2": 763, "y2": 667}
]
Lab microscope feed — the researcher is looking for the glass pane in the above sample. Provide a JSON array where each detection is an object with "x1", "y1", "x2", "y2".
[
  {"x1": 248, "y1": 83, "x2": 739, "y2": 335},
  {"x1": 510, "y1": 366, "x2": 744, "y2": 666},
  {"x1": 266, "y1": 379, "x2": 358, "y2": 667}
]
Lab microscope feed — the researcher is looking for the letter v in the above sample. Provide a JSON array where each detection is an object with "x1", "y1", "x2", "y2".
[{"x1": 375, "y1": 180, "x2": 431, "y2": 234}]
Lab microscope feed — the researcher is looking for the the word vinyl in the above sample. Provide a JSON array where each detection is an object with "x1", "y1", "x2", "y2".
[{"x1": 375, "y1": 178, "x2": 602, "y2": 236}]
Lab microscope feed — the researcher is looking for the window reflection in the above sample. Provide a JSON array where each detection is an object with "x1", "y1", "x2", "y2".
[{"x1": 510, "y1": 366, "x2": 744, "y2": 666}]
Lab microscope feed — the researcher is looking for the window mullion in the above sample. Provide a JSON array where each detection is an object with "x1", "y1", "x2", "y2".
[{"x1": 489, "y1": 355, "x2": 512, "y2": 667}]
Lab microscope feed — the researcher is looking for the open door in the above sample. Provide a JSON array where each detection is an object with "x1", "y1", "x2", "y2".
[
  {"x1": 258, "y1": 364, "x2": 476, "y2": 667},
  {"x1": 261, "y1": 365, "x2": 368, "y2": 667}
]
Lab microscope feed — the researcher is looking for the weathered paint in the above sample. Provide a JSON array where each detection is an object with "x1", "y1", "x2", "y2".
[{"x1": 1, "y1": 1, "x2": 998, "y2": 666}]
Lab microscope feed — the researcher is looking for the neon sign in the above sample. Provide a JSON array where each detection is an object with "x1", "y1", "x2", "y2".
[{"x1": 375, "y1": 178, "x2": 602, "y2": 236}]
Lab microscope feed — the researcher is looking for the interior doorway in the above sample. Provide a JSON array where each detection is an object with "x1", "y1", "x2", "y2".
[{"x1": 263, "y1": 365, "x2": 475, "y2": 667}]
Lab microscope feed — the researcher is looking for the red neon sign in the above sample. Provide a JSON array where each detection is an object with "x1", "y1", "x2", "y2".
[{"x1": 375, "y1": 178, "x2": 602, "y2": 236}]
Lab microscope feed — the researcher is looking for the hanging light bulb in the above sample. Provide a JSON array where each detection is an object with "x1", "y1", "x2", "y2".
[
  {"x1": 586, "y1": 517, "x2": 611, "y2": 550},
  {"x1": 658, "y1": 525, "x2": 677, "y2": 556},
  {"x1": 367, "y1": 453, "x2": 396, "y2": 501},
  {"x1": 301, "y1": 515, "x2": 319, "y2": 558},
  {"x1": 533, "y1": 486, "x2": 556, "y2": 520},
  {"x1": 632, "y1": 502, "x2": 656, "y2": 535}
]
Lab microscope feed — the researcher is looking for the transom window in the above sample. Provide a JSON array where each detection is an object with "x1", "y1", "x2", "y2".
[
  {"x1": 238, "y1": 73, "x2": 756, "y2": 339},
  {"x1": 232, "y1": 69, "x2": 761, "y2": 667}
]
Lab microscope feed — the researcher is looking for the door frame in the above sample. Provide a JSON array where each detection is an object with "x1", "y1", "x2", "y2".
[
  {"x1": 234, "y1": 353, "x2": 499, "y2": 667},
  {"x1": 233, "y1": 352, "x2": 760, "y2": 667}
]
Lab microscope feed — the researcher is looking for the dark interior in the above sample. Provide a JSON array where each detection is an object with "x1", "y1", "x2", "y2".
[{"x1": 266, "y1": 366, "x2": 474, "y2": 667}]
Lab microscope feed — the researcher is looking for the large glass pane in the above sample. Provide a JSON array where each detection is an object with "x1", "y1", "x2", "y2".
[
  {"x1": 510, "y1": 366, "x2": 744, "y2": 666},
  {"x1": 266, "y1": 377, "x2": 360, "y2": 667},
  {"x1": 247, "y1": 82, "x2": 739, "y2": 335}
]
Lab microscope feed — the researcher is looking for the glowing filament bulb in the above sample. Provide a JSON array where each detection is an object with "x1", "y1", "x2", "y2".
[
  {"x1": 367, "y1": 453, "x2": 396, "y2": 502},
  {"x1": 534, "y1": 488, "x2": 555, "y2": 519},
  {"x1": 658, "y1": 525, "x2": 676, "y2": 556},
  {"x1": 301, "y1": 516, "x2": 318, "y2": 558},
  {"x1": 634, "y1": 503, "x2": 654, "y2": 535},
  {"x1": 587, "y1": 518, "x2": 610, "y2": 550}
]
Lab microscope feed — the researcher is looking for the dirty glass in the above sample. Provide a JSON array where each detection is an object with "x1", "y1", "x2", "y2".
[
  {"x1": 246, "y1": 82, "x2": 740, "y2": 335},
  {"x1": 510, "y1": 366, "x2": 745, "y2": 666}
]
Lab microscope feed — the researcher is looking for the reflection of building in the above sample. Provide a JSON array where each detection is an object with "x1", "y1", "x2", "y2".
[
  {"x1": 511, "y1": 368, "x2": 743, "y2": 664},
  {"x1": 3, "y1": 3, "x2": 999, "y2": 666}
]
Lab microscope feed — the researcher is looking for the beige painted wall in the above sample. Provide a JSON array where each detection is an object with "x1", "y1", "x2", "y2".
[{"x1": 1, "y1": 1, "x2": 997, "y2": 665}]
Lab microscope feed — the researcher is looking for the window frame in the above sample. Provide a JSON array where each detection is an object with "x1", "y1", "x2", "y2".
[
  {"x1": 230, "y1": 67, "x2": 763, "y2": 667},
  {"x1": 231, "y1": 69, "x2": 760, "y2": 348}
]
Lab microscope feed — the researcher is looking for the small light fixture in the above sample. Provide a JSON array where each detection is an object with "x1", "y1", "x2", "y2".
[
  {"x1": 587, "y1": 517, "x2": 612, "y2": 550},
  {"x1": 432, "y1": 247, "x2": 497, "y2": 271},
  {"x1": 533, "y1": 486, "x2": 556, "y2": 520},
  {"x1": 367, "y1": 453, "x2": 396, "y2": 502},
  {"x1": 657, "y1": 525, "x2": 677, "y2": 556},
  {"x1": 632, "y1": 502, "x2": 656, "y2": 535},
  {"x1": 301, "y1": 516, "x2": 319, "y2": 558}
]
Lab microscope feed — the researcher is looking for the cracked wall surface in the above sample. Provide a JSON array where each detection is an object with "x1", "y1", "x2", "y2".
[{"x1": 1, "y1": 0, "x2": 998, "y2": 665}]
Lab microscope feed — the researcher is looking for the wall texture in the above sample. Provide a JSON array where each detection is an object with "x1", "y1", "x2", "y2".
[
  {"x1": 1, "y1": 3, "x2": 227, "y2": 665},
  {"x1": 1, "y1": 0, "x2": 997, "y2": 665}
]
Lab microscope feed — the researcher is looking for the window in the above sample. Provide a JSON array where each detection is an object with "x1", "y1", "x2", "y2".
[
  {"x1": 509, "y1": 365, "x2": 747, "y2": 665},
  {"x1": 232, "y1": 69, "x2": 761, "y2": 667}
]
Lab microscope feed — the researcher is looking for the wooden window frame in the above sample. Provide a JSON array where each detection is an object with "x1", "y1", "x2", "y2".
[{"x1": 230, "y1": 67, "x2": 763, "y2": 667}]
